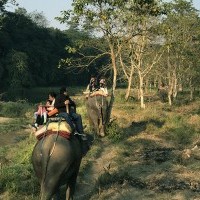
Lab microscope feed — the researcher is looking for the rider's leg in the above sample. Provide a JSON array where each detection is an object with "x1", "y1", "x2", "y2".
[{"x1": 57, "y1": 112, "x2": 75, "y2": 132}]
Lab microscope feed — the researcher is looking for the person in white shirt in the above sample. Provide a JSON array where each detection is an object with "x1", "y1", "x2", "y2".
[
  {"x1": 46, "y1": 92, "x2": 56, "y2": 112},
  {"x1": 99, "y1": 77, "x2": 108, "y2": 96}
]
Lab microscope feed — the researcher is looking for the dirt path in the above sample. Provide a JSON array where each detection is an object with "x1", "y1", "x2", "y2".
[
  {"x1": 75, "y1": 140, "x2": 120, "y2": 199},
  {"x1": 0, "y1": 117, "x2": 13, "y2": 123}
]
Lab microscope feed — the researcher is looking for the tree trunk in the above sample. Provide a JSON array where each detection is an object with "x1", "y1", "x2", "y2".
[
  {"x1": 106, "y1": 45, "x2": 117, "y2": 123},
  {"x1": 125, "y1": 66, "x2": 134, "y2": 101},
  {"x1": 190, "y1": 88, "x2": 194, "y2": 101},
  {"x1": 139, "y1": 73, "x2": 145, "y2": 108},
  {"x1": 178, "y1": 83, "x2": 183, "y2": 92},
  {"x1": 189, "y1": 79, "x2": 194, "y2": 100},
  {"x1": 173, "y1": 74, "x2": 178, "y2": 98},
  {"x1": 168, "y1": 80, "x2": 173, "y2": 106},
  {"x1": 145, "y1": 79, "x2": 149, "y2": 93},
  {"x1": 168, "y1": 92, "x2": 172, "y2": 106},
  {"x1": 154, "y1": 76, "x2": 158, "y2": 88},
  {"x1": 167, "y1": 46, "x2": 172, "y2": 106},
  {"x1": 125, "y1": 77, "x2": 132, "y2": 101}
]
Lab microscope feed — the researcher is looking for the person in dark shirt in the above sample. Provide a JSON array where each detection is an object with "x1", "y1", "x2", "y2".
[
  {"x1": 54, "y1": 87, "x2": 86, "y2": 140},
  {"x1": 89, "y1": 75, "x2": 98, "y2": 92}
]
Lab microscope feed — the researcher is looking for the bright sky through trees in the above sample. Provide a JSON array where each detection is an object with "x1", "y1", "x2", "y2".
[{"x1": 6, "y1": 0, "x2": 200, "y2": 30}]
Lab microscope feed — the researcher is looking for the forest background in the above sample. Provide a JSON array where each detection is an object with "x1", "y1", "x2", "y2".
[
  {"x1": 1, "y1": 1, "x2": 200, "y2": 199},
  {"x1": 1, "y1": 0, "x2": 200, "y2": 106}
]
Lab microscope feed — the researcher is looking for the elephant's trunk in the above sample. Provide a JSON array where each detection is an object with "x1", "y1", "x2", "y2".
[{"x1": 99, "y1": 116, "x2": 105, "y2": 137}]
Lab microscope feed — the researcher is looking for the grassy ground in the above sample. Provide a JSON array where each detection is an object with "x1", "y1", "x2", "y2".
[{"x1": 0, "y1": 89, "x2": 200, "y2": 199}]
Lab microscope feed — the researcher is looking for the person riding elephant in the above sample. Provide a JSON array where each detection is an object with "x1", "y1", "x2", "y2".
[
  {"x1": 98, "y1": 77, "x2": 108, "y2": 96},
  {"x1": 46, "y1": 92, "x2": 56, "y2": 112},
  {"x1": 54, "y1": 87, "x2": 87, "y2": 141},
  {"x1": 88, "y1": 74, "x2": 98, "y2": 93}
]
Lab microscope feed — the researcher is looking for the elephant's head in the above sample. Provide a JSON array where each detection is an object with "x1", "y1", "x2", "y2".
[{"x1": 86, "y1": 95, "x2": 108, "y2": 137}]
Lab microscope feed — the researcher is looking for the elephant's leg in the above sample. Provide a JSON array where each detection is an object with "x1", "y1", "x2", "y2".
[
  {"x1": 40, "y1": 185, "x2": 54, "y2": 200},
  {"x1": 98, "y1": 113, "x2": 105, "y2": 137},
  {"x1": 65, "y1": 176, "x2": 77, "y2": 200},
  {"x1": 65, "y1": 182, "x2": 72, "y2": 200},
  {"x1": 87, "y1": 109, "x2": 98, "y2": 137},
  {"x1": 99, "y1": 124, "x2": 105, "y2": 137},
  {"x1": 90, "y1": 110, "x2": 100, "y2": 136},
  {"x1": 40, "y1": 175, "x2": 60, "y2": 200},
  {"x1": 66, "y1": 185, "x2": 73, "y2": 200},
  {"x1": 51, "y1": 189, "x2": 60, "y2": 200}
]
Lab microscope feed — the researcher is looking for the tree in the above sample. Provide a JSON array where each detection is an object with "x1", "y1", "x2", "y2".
[
  {"x1": 0, "y1": 0, "x2": 16, "y2": 20},
  {"x1": 0, "y1": 0, "x2": 16, "y2": 12},
  {"x1": 5, "y1": 50, "x2": 31, "y2": 87},
  {"x1": 58, "y1": 0, "x2": 131, "y2": 121},
  {"x1": 159, "y1": 0, "x2": 200, "y2": 105},
  {"x1": 117, "y1": 0, "x2": 165, "y2": 106},
  {"x1": 28, "y1": 10, "x2": 49, "y2": 28}
]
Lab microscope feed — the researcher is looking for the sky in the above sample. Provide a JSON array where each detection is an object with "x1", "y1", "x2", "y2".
[
  {"x1": 6, "y1": 0, "x2": 200, "y2": 30},
  {"x1": 7, "y1": 0, "x2": 73, "y2": 30}
]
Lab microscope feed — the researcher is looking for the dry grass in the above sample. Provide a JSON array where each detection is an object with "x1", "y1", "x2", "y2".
[
  {"x1": 0, "y1": 117, "x2": 13, "y2": 123},
  {"x1": 76, "y1": 96, "x2": 200, "y2": 200},
  {"x1": 1, "y1": 91, "x2": 200, "y2": 200}
]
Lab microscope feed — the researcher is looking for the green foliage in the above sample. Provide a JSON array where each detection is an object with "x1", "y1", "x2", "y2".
[
  {"x1": 156, "y1": 110, "x2": 199, "y2": 146},
  {"x1": 96, "y1": 172, "x2": 114, "y2": 188},
  {"x1": 1, "y1": 88, "x2": 200, "y2": 199},
  {"x1": 5, "y1": 50, "x2": 31, "y2": 88},
  {"x1": 5, "y1": 87, "x2": 59, "y2": 103},
  {"x1": 0, "y1": 0, "x2": 16, "y2": 12},
  {"x1": 0, "y1": 9, "x2": 94, "y2": 89},
  {"x1": 0, "y1": 119, "x2": 26, "y2": 135},
  {"x1": 0, "y1": 163, "x2": 39, "y2": 194},
  {"x1": 163, "y1": 125, "x2": 197, "y2": 146},
  {"x1": 0, "y1": 137, "x2": 39, "y2": 196},
  {"x1": 106, "y1": 121, "x2": 124, "y2": 142},
  {"x1": 96, "y1": 170, "x2": 144, "y2": 189},
  {"x1": 0, "y1": 101, "x2": 32, "y2": 118},
  {"x1": 4, "y1": 86, "x2": 87, "y2": 103},
  {"x1": 115, "y1": 89, "x2": 127, "y2": 103}
]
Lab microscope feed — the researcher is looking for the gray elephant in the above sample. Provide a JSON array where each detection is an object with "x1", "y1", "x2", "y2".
[
  {"x1": 32, "y1": 133, "x2": 91, "y2": 200},
  {"x1": 86, "y1": 95, "x2": 108, "y2": 137}
]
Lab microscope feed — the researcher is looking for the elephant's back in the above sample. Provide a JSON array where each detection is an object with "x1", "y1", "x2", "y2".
[{"x1": 32, "y1": 134, "x2": 81, "y2": 167}]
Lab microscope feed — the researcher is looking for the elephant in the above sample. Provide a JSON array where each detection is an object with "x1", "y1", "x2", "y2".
[
  {"x1": 32, "y1": 133, "x2": 92, "y2": 200},
  {"x1": 86, "y1": 95, "x2": 108, "y2": 137}
]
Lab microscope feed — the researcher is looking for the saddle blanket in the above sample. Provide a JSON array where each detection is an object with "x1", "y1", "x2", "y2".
[{"x1": 34, "y1": 121, "x2": 72, "y2": 140}]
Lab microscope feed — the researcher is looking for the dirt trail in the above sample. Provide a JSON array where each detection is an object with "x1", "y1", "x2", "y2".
[
  {"x1": 75, "y1": 140, "x2": 119, "y2": 199},
  {"x1": 0, "y1": 117, "x2": 13, "y2": 123}
]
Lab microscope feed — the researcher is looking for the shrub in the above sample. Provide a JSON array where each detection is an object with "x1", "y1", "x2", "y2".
[
  {"x1": 0, "y1": 137, "x2": 39, "y2": 196},
  {"x1": 4, "y1": 86, "x2": 85, "y2": 103},
  {"x1": 106, "y1": 121, "x2": 124, "y2": 142},
  {"x1": 96, "y1": 171, "x2": 145, "y2": 190},
  {"x1": 0, "y1": 101, "x2": 32, "y2": 118},
  {"x1": 163, "y1": 125, "x2": 197, "y2": 146},
  {"x1": 0, "y1": 163, "x2": 39, "y2": 194}
]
